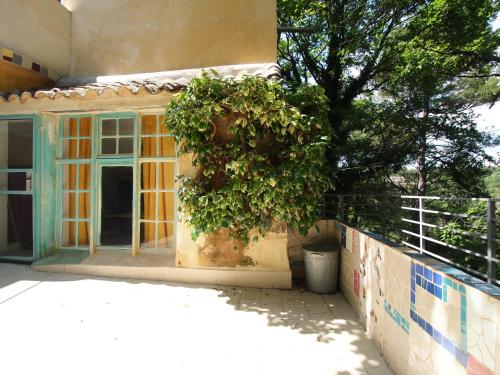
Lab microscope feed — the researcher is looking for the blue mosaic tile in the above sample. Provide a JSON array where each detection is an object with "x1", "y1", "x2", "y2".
[
  {"x1": 424, "y1": 267, "x2": 433, "y2": 281},
  {"x1": 435, "y1": 286, "x2": 442, "y2": 299},
  {"x1": 443, "y1": 288, "x2": 448, "y2": 302},
  {"x1": 411, "y1": 263, "x2": 415, "y2": 277},
  {"x1": 425, "y1": 321, "x2": 433, "y2": 336},
  {"x1": 411, "y1": 278, "x2": 416, "y2": 292},
  {"x1": 433, "y1": 272, "x2": 442, "y2": 286},
  {"x1": 411, "y1": 291, "x2": 415, "y2": 304},
  {"x1": 416, "y1": 264, "x2": 423, "y2": 275},
  {"x1": 458, "y1": 284, "x2": 466, "y2": 295},
  {"x1": 444, "y1": 278, "x2": 453, "y2": 287},
  {"x1": 410, "y1": 309, "x2": 417, "y2": 322},
  {"x1": 455, "y1": 348, "x2": 467, "y2": 368},
  {"x1": 461, "y1": 295, "x2": 467, "y2": 308},
  {"x1": 416, "y1": 275, "x2": 422, "y2": 287},
  {"x1": 341, "y1": 226, "x2": 347, "y2": 248},
  {"x1": 417, "y1": 315, "x2": 425, "y2": 329},
  {"x1": 426, "y1": 282, "x2": 434, "y2": 295},
  {"x1": 433, "y1": 328, "x2": 443, "y2": 344},
  {"x1": 452, "y1": 281, "x2": 458, "y2": 290},
  {"x1": 442, "y1": 337, "x2": 454, "y2": 355},
  {"x1": 422, "y1": 278, "x2": 427, "y2": 289}
]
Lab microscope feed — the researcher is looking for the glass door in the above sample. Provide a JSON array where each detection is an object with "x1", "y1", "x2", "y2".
[
  {"x1": 0, "y1": 119, "x2": 35, "y2": 259},
  {"x1": 96, "y1": 163, "x2": 134, "y2": 251}
]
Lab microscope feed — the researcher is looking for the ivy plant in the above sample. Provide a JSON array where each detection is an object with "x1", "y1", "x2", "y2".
[{"x1": 165, "y1": 72, "x2": 332, "y2": 244}]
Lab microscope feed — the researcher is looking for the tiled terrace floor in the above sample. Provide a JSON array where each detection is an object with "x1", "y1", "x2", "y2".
[{"x1": 0, "y1": 263, "x2": 391, "y2": 375}]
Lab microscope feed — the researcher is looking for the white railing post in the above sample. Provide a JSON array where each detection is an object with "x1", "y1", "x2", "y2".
[
  {"x1": 419, "y1": 197, "x2": 425, "y2": 254},
  {"x1": 487, "y1": 199, "x2": 496, "y2": 284}
]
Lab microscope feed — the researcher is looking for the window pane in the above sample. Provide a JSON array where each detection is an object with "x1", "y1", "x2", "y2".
[
  {"x1": 102, "y1": 119, "x2": 116, "y2": 136},
  {"x1": 63, "y1": 118, "x2": 78, "y2": 137},
  {"x1": 141, "y1": 192, "x2": 156, "y2": 220},
  {"x1": 141, "y1": 162, "x2": 156, "y2": 190},
  {"x1": 158, "y1": 162, "x2": 175, "y2": 190},
  {"x1": 0, "y1": 120, "x2": 33, "y2": 168},
  {"x1": 119, "y1": 118, "x2": 134, "y2": 135},
  {"x1": 62, "y1": 192, "x2": 77, "y2": 218},
  {"x1": 159, "y1": 137, "x2": 175, "y2": 157},
  {"x1": 78, "y1": 221, "x2": 90, "y2": 246},
  {"x1": 119, "y1": 137, "x2": 134, "y2": 154},
  {"x1": 79, "y1": 138, "x2": 91, "y2": 158},
  {"x1": 140, "y1": 222, "x2": 156, "y2": 248},
  {"x1": 159, "y1": 115, "x2": 171, "y2": 134},
  {"x1": 0, "y1": 195, "x2": 33, "y2": 256},
  {"x1": 158, "y1": 192, "x2": 174, "y2": 221},
  {"x1": 141, "y1": 137, "x2": 157, "y2": 156},
  {"x1": 62, "y1": 164, "x2": 77, "y2": 190},
  {"x1": 141, "y1": 115, "x2": 157, "y2": 135},
  {"x1": 78, "y1": 164, "x2": 91, "y2": 190},
  {"x1": 0, "y1": 172, "x2": 27, "y2": 191},
  {"x1": 62, "y1": 221, "x2": 76, "y2": 246},
  {"x1": 62, "y1": 139, "x2": 78, "y2": 159},
  {"x1": 78, "y1": 193, "x2": 90, "y2": 219},
  {"x1": 79, "y1": 117, "x2": 92, "y2": 137},
  {"x1": 101, "y1": 138, "x2": 116, "y2": 154},
  {"x1": 158, "y1": 222, "x2": 174, "y2": 247}
]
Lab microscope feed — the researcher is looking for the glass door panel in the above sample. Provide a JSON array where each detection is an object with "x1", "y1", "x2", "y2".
[{"x1": 0, "y1": 119, "x2": 34, "y2": 258}]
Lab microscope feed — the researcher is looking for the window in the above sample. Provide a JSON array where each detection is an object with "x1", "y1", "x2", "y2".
[
  {"x1": 139, "y1": 115, "x2": 176, "y2": 249},
  {"x1": 58, "y1": 117, "x2": 92, "y2": 248},
  {"x1": 100, "y1": 117, "x2": 134, "y2": 155}
]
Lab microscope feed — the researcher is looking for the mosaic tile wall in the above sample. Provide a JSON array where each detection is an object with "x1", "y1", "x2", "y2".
[
  {"x1": 1, "y1": 45, "x2": 60, "y2": 81},
  {"x1": 332, "y1": 220, "x2": 500, "y2": 375}
]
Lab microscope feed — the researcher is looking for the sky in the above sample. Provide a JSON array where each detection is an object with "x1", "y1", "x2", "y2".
[{"x1": 474, "y1": 16, "x2": 500, "y2": 160}]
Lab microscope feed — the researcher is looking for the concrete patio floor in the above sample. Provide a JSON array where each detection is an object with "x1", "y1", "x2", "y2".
[{"x1": 0, "y1": 263, "x2": 391, "y2": 375}]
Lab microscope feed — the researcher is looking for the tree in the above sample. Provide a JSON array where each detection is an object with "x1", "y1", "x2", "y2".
[{"x1": 278, "y1": 0, "x2": 500, "y2": 195}]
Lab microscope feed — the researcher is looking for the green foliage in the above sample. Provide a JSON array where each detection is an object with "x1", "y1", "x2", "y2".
[
  {"x1": 278, "y1": 0, "x2": 500, "y2": 196},
  {"x1": 164, "y1": 73, "x2": 331, "y2": 243},
  {"x1": 485, "y1": 167, "x2": 500, "y2": 198}
]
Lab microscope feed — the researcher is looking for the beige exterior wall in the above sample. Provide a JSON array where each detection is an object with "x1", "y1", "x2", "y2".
[
  {"x1": 0, "y1": 0, "x2": 71, "y2": 76},
  {"x1": 63, "y1": 0, "x2": 277, "y2": 76}
]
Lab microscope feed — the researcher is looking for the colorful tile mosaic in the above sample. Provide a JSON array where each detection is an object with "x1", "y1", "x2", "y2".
[
  {"x1": 0, "y1": 45, "x2": 60, "y2": 81},
  {"x1": 384, "y1": 299, "x2": 409, "y2": 333},
  {"x1": 354, "y1": 269, "x2": 360, "y2": 298},
  {"x1": 410, "y1": 262, "x2": 468, "y2": 368},
  {"x1": 467, "y1": 353, "x2": 495, "y2": 375}
]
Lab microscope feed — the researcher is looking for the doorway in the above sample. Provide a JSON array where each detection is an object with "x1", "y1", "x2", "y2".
[
  {"x1": 0, "y1": 119, "x2": 34, "y2": 259},
  {"x1": 99, "y1": 166, "x2": 133, "y2": 247}
]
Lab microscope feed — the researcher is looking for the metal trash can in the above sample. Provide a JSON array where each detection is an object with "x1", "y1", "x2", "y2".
[{"x1": 303, "y1": 243, "x2": 339, "y2": 293}]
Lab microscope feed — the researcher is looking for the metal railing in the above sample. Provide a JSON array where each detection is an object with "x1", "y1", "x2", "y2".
[
  {"x1": 324, "y1": 194, "x2": 500, "y2": 286},
  {"x1": 401, "y1": 196, "x2": 499, "y2": 285}
]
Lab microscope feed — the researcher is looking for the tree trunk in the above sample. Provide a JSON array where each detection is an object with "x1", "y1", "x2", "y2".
[{"x1": 417, "y1": 98, "x2": 430, "y2": 196}]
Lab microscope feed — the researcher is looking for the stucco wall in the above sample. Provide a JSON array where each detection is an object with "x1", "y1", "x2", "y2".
[
  {"x1": 0, "y1": 0, "x2": 71, "y2": 76},
  {"x1": 63, "y1": 0, "x2": 277, "y2": 76},
  {"x1": 333, "y1": 220, "x2": 500, "y2": 375},
  {"x1": 175, "y1": 153, "x2": 289, "y2": 272}
]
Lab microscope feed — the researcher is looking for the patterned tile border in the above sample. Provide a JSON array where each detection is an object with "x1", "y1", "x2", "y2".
[
  {"x1": 410, "y1": 262, "x2": 468, "y2": 368},
  {"x1": 384, "y1": 299, "x2": 409, "y2": 333},
  {"x1": 354, "y1": 269, "x2": 360, "y2": 298},
  {"x1": 1, "y1": 45, "x2": 60, "y2": 81}
]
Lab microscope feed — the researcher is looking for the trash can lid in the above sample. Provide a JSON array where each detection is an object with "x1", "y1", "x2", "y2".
[{"x1": 302, "y1": 243, "x2": 338, "y2": 252}]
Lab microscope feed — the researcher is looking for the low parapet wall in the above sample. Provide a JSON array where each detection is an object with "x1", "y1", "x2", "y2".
[{"x1": 330, "y1": 220, "x2": 500, "y2": 375}]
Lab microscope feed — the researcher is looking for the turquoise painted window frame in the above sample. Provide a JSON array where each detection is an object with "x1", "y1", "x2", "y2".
[
  {"x1": 138, "y1": 114, "x2": 177, "y2": 253},
  {"x1": 54, "y1": 111, "x2": 177, "y2": 255},
  {"x1": 55, "y1": 114, "x2": 94, "y2": 251},
  {"x1": 0, "y1": 114, "x2": 41, "y2": 261}
]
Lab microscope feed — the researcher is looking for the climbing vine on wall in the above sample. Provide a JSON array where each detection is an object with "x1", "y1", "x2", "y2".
[{"x1": 165, "y1": 72, "x2": 332, "y2": 244}]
